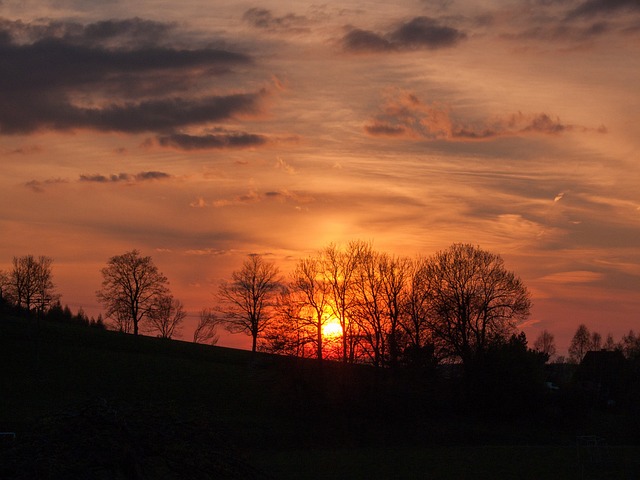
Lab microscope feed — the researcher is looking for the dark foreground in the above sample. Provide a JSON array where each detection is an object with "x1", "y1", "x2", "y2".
[{"x1": 1, "y1": 316, "x2": 639, "y2": 479}]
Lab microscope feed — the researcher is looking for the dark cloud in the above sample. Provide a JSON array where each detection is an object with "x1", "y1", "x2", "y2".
[
  {"x1": 79, "y1": 171, "x2": 171, "y2": 183},
  {"x1": 0, "y1": 17, "x2": 258, "y2": 135},
  {"x1": 157, "y1": 131, "x2": 269, "y2": 150},
  {"x1": 342, "y1": 16, "x2": 466, "y2": 53},
  {"x1": 500, "y1": 0, "x2": 640, "y2": 43},
  {"x1": 242, "y1": 8, "x2": 309, "y2": 31},
  {"x1": 24, "y1": 178, "x2": 68, "y2": 193},
  {"x1": 364, "y1": 123, "x2": 406, "y2": 136},
  {"x1": 389, "y1": 16, "x2": 467, "y2": 48},
  {"x1": 1, "y1": 91, "x2": 265, "y2": 134},
  {"x1": 342, "y1": 29, "x2": 394, "y2": 52},
  {"x1": 567, "y1": 0, "x2": 640, "y2": 19},
  {"x1": 0, "y1": 17, "x2": 176, "y2": 48}
]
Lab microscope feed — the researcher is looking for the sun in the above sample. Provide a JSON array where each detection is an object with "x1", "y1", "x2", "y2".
[{"x1": 322, "y1": 318, "x2": 343, "y2": 339}]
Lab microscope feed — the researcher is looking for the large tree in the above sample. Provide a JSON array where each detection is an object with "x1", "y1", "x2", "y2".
[
  {"x1": 424, "y1": 243, "x2": 531, "y2": 366},
  {"x1": 217, "y1": 254, "x2": 282, "y2": 352},
  {"x1": 96, "y1": 250, "x2": 169, "y2": 336}
]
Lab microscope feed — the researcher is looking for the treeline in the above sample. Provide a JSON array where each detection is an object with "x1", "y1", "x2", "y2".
[
  {"x1": 533, "y1": 325, "x2": 640, "y2": 365},
  {"x1": 0, "y1": 255, "x2": 103, "y2": 329},
  {"x1": 216, "y1": 241, "x2": 532, "y2": 370}
]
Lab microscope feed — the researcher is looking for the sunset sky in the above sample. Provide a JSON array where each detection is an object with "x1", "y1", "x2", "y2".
[{"x1": 1, "y1": 0, "x2": 639, "y2": 354}]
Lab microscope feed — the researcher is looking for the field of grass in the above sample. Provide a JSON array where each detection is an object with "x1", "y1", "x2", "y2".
[{"x1": 1, "y1": 314, "x2": 639, "y2": 479}]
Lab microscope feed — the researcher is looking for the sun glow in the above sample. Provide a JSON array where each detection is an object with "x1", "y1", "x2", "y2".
[{"x1": 322, "y1": 318, "x2": 343, "y2": 338}]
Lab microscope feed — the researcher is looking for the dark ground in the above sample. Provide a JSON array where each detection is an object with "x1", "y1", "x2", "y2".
[{"x1": 1, "y1": 315, "x2": 639, "y2": 479}]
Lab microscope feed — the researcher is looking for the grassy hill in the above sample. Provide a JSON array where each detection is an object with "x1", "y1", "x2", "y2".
[{"x1": 1, "y1": 314, "x2": 639, "y2": 479}]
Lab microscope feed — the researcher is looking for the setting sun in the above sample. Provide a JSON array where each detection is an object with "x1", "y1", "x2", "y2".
[{"x1": 322, "y1": 318, "x2": 343, "y2": 339}]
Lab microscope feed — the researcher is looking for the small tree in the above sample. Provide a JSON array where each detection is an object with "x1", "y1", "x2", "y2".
[
  {"x1": 620, "y1": 330, "x2": 640, "y2": 359},
  {"x1": 145, "y1": 295, "x2": 186, "y2": 339},
  {"x1": 8, "y1": 255, "x2": 57, "y2": 315},
  {"x1": 603, "y1": 333, "x2": 617, "y2": 351},
  {"x1": 569, "y1": 324, "x2": 591, "y2": 363},
  {"x1": 0, "y1": 269, "x2": 10, "y2": 311},
  {"x1": 96, "y1": 250, "x2": 170, "y2": 336},
  {"x1": 193, "y1": 308, "x2": 221, "y2": 345},
  {"x1": 217, "y1": 254, "x2": 282, "y2": 352},
  {"x1": 533, "y1": 329, "x2": 556, "y2": 361}
]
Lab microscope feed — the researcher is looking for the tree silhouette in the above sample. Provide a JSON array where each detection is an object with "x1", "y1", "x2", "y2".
[
  {"x1": 569, "y1": 324, "x2": 592, "y2": 363},
  {"x1": 145, "y1": 295, "x2": 186, "y2": 339},
  {"x1": 399, "y1": 256, "x2": 434, "y2": 354},
  {"x1": 533, "y1": 329, "x2": 556, "y2": 361},
  {"x1": 423, "y1": 244, "x2": 531, "y2": 366},
  {"x1": 8, "y1": 255, "x2": 57, "y2": 315},
  {"x1": 322, "y1": 241, "x2": 367, "y2": 363},
  {"x1": 96, "y1": 250, "x2": 169, "y2": 336},
  {"x1": 217, "y1": 254, "x2": 282, "y2": 353},
  {"x1": 193, "y1": 308, "x2": 221, "y2": 345},
  {"x1": 291, "y1": 254, "x2": 332, "y2": 360}
]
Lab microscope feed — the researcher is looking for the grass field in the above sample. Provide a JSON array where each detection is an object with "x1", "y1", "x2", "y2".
[{"x1": 1, "y1": 315, "x2": 639, "y2": 479}]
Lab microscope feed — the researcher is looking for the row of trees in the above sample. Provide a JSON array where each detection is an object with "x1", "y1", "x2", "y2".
[
  {"x1": 0, "y1": 252, "x2": 220, "y2": 343},
  {"x1": 96, "y1": 250, "x2": 221, "y2": 343},
  {"x1": 215, "y1": 242, "x2": 532, "y2": 368},
  {"x1": 532, "y1": 325, "x2": 640, "y2": 364}
]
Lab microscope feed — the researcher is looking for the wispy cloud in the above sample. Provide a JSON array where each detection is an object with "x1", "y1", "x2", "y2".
[{"x1": 364, "y1": 91, "x2": 603, "y2": 141}]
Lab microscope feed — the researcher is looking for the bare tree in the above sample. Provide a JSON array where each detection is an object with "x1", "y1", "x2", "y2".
[
  {"x1": 568, "y1": 324, "x2": 591, "y2": 363},
  {"x1": 8, "y1": 255, "x2": 57, "y2": 315},
  {"x1": 352, "y1": 245, "x2": 388, "y2": 366},
  {"x1": 603, "y1": 333, "x2": 617, "y2": 351},
  {"x1": 193, "y1": 308, "x2": 221, "y2": 345},
  {"x1": 533, "y1": 329, "x2": 556, "y2": 361},
  {"x1": 400, "y1": 256, "x2": 433, "y2": 352},
  {"x1": 96, "y1": 250, "x2": 170, "y2": 336},
  {"x1": 424, "y1": 244, "x2": 531, "y2": 366},
  {"x1": 0, "y1": 269, "x2": 9, "y2": 304},
  {"x1": 260, "y1": 288, "x2": 314, "y2": 357},
  {"x1": 322, "y1": 241, "x2": 368, "y2": 363},
  {"x1": 217, "y1": 254, "x2": 282, "y2": 352},
  {"x1": 620, "y1": 330, "x2": 640, "y2": 359},
  {"x1": 378, "y1": 253, "x2": 410, "y2": 367},
  {"x1": 590, "y1": 331, "x2": 602, "y2": 351},
  {"x1": 145, "y1": 295, "x2": 186, "y2": 339},
  {"x1": 291, "y1": 254, "x2": 332, "y2": 360}
]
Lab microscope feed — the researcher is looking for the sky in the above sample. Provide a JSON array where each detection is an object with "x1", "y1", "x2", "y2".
[{"x1": 1, "y1": 0, "x2": 639, "y2": 354}]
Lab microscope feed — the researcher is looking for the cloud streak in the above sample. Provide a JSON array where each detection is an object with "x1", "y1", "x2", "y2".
[
  {"x1": 79, "y1": 171, "x2": 172, "y2": 183},
  {"x1": 157, "y1": 131, "x2": 269, "y2": 150}
]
